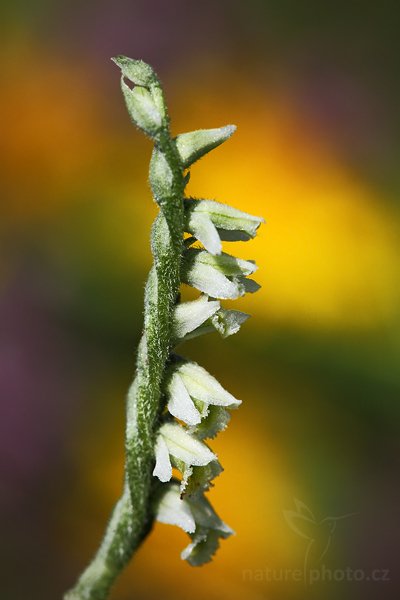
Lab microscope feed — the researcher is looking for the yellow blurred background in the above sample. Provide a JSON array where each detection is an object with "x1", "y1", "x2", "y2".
[{"x1": 1, "y1": 2, "x2": 399, "y2": 599}]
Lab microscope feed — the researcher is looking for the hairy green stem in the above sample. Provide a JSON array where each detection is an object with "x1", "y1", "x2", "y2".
[{"x1": 65, "y1": 77, "x2": 186, "y2": 600}]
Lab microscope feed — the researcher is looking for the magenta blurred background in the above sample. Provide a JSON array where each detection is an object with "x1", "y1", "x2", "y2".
[{"x1": 1, "y1": 2, "x2": 399, "y2": 599}]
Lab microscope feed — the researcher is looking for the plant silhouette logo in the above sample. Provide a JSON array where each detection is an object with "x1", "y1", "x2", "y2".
[{"x1": 284, "y1": 499, "x2": 356, "y2": 579}]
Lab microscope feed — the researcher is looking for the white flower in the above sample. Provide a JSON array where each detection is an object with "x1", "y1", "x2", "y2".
[
  {"x1": 185, "y1": 199, "x2": 264, "y2": 254},
  {"x1": 153, "y1": 422, "x2": 216, "y2": 483},
  {"x1": 177, "y1": 360, "x2": 241, "y2": 409},
  {"x1": 173, "y1": 295, "x2": 220, "y2": 339},
  {"x1": 182, "y1": 248, "x2": 259, "y2": 300},
  {"x1": 155, "y1": 483, "x2": 234, "y2": 565},
  {"x1": 164, "y1": 360, "x2": 241, "y2": 446},
  {"x1": 166, "y1": 360, "x2": 240, "y2": 427}
]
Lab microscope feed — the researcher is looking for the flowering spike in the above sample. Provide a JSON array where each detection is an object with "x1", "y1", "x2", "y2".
[
  {"x1": 175, "y1": 125, "x2": 236, "y2": 168},
  {"x1": 67, "y1": 58, "x2": 263, "y2": 600}
]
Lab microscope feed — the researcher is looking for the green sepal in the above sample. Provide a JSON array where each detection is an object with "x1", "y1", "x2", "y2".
[
  {"x1": 189, "y1": 405, "x2": 232, "y2": 440},
  {"x1": 171, "y1": 456, "x2": 223, "y2": 498}
]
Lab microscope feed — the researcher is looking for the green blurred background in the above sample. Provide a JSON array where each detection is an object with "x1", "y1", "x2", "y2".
[{"x1": 1, "y1": 1, "x2": 399, "y2": 599}]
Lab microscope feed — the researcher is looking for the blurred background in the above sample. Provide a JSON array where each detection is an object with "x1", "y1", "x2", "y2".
[{"x1": 1, "y1": 1, "x2": 399, "y2": 599}]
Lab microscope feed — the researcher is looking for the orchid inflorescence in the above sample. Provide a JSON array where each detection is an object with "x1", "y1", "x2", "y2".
[{"x1": 66, "y1": 57, "x2": 263, "y2": 600}]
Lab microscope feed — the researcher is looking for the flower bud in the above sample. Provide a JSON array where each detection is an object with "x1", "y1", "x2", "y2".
[
  {"x1": 112, "y1": 55, "x2": 159, "y2": 87},
  {"x1": 121, "y1": 81, "x2": 162, "y2": 137},
  {"x1": 175, "y1": 125, "x2": 236, "y2": 168}
]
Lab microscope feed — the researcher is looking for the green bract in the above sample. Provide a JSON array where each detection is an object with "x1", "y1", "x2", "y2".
[{"x1": 65, "y1": 57, "x2": 263, "y2": 600}]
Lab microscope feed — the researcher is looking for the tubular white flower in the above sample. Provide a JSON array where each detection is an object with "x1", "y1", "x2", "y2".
[
  {"x1": 182, "y1": 248, "x2": 259, "y2": 300},
  {"x1": 173, "y1": 294, "x2": 220, "y2": 339},
  {"x1": 185, "y1": 198, "x2": 264, "y2": 244},
  {"x1": 163, "y1": 360, "x2": 240, "y2": 443},
  {"x1": 152, "y1": 422, "x2": 216, "y2": 483},
  {"x1": 155, "y1": 483, "x2": 234, "y2": 566},
  {"x1": 177, "y1": 360, "x2": 241, "y2": 409}
]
